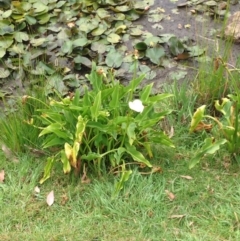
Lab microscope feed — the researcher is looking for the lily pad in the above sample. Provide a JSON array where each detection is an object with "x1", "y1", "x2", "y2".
[{"x1": 146, "y1": 46, "x2": 165, "y2": 65}]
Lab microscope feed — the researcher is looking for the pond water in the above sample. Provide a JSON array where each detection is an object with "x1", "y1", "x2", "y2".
[{"x1": 136, "y1": 0, "x2": 240, "y2": 88}]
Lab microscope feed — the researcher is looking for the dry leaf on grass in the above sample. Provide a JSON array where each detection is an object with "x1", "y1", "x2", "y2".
[
  {"x1": 0, "y1": 170, "x2": 5, "y2": 183},
  {"x1": 2, "y1": 144, "x2": 19, "y2": 163},
  {"x1": 165, "y1": 190, "x2": 175, "y2": 201},
  {"x1": 34, "y1": 186, "x2": 40, "y2": 193},
  {"x1": 46, "y1": 190, "x2": 54, "y2": 206},
  {"x1": 180, "y1": 175, "x2": 193, "y2": 180},
  {"x1": 170, "y1": 214, "x2": 185, "y2": 219}
]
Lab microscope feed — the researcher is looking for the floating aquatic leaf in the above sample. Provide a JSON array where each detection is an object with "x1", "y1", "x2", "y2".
[
  {"x1": 107, "y1": 33, "x2": 121, "y2": 44},
  {"x1": 146, "y1": 46, "x2": 165, "y2": 65},
  {"x1": 105, "y1": 50, "x2": 123, "y2": 68}
]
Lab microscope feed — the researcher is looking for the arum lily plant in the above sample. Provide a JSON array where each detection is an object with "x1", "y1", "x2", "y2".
[{"x1": 26, "y1": 63, "x2": 174, "y2": 190}]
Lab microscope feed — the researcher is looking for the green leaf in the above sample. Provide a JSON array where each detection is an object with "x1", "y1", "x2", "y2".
[
  {"x1": 107, "y1": 33, "x2": 121, "y2": 44},
  {"x1": 14, "y1": 32, "x2": 29, "y2": 42},
  {"x1": 61, "y1": 41, "x2": 73, "y2": 54},
  {"x1": 189, "y1": 138, "x2": 227, "y2": 169},
  {"x1": 114, "y1": 166, "x2": 132, "y2": 196},
  {"x1": 189, "y1": 105, "x2": 206, "y2": 132},
  {"x1": 146, "y1": 46, "x2": 165, "y2": 65},
  {"x1": 126, "y1": 145, "x2": 152, "y2": 167},
  {"x1": 39, "y1": 157, "x2": 54, "y2": 184},
  {"x1": 105, "y1": 50, "x2": 123, "y2": 68},
  {"x1": 2, "y1": 10, "x2": 12, "y2": 18},
  {"x1": 135, "y1": 42, "x2": 148, "y2": 51},
  {"x1": 90, "y1": 91, "x2": 102, "y2": 121},
  {"x1": 61, "y1": 150, "x2": 71, "y2": 174},
  {"x1": 0, "y1": 68, "x2": 10, "y2": 78},
  {"x1": 140, "y1": 83, "x2": 153, "y2": 102},
  {"x1": 25, "y1": 15, "x2": 37, "y2": 25},
  {"x1": 75, "y1": 116, "x2": 87, "y2": 143},
  {"x1": 0, "y1": 48, "x2": 6, "y2": 58},
  {"x1": 127, "y1": 122, "x2": 136, "y2": 145},
  {"x1": 168, "y1": 36, "x2": 185, "y2": 56},
  {"x1": 30, "y1": 38, "x2": 46, "y2": 47},
  {"x1": 73, "y1": 38, "x2": 88, "y2": 47}
]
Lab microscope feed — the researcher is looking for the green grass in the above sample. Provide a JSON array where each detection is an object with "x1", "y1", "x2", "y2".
[{"x1": 1, "y1": 146, "x2": 240, "y2": 241}]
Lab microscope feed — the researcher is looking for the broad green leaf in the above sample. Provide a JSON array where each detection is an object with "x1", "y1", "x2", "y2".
[
  {"x1": 2, "y1": 10, "x2": 12, "y2": 18},
  {"x1": 61, "y1": 41, "x2": 73, "y2": 54},
  {"x1": 25, "y1": 15, "x2": 37, "y2": 25},
  {"x1": 187, "y1": 45, "x2": 205, "y2": 57},
  {"x1": 114, "y1": 169, "x2": 132, "y2": 196},
  {"x1": 135, "y1": 42, "x2": 148, "y2": 51},
  {"x1": 33, "y1": 2, "x2": 48, "y2": 13},
  {"x1": 42, "y1": 136, "x2": 65, "y2": 149},
  {"x1": 39, "y1": 123, "x2": 71, "y2": 139},
  {"x1": 109, "y1": 84, "x2": 120, "y2": 109},
  {"x1": 74, "y1": 56, "x2": 92, "y2": 68},
  {"x1": 0, "y1": 36, "x2": 13, "y2": 48},
  {"x1": 38, "y1": 13, "x2": 50, "y2": 24},
  {"x1": 81, "y1": 152, "x2": 102, "y2": 161},
  {"x1": 105, "y1": 50, "x2": 123, "y2": 68},
  {"x1": 146, "y1": 46, "x2": 165, "y2": 65},
  {"x1": 0, "y1": 68, "x2": 10, "y2": 78},
  {"x1": 140, "y1": 83, "x2": 153, "y2": 102},
  {"x1": 73, "y1": 38, "x2": 88, "y2": 47},
  {"x1": 91, "y1": 23, "x2": 108, "y2": 36},
  {"x1": 215, "y1": 98, "x2": 231, "y2": 117},
  {"x1": 39, "y1": 157, "x2": 54, "y2": 184},
  {"x1": 189, "y1": 138, "x2": 227, "y2": 169},
  {"x1": 126, "y1": 145, "x2": 152, "y2": 167},
  {"x1": 30, "y1": 38, "x2": 46, "y2": 47},
  {"x1": 75, "y1": 115, "x2": 86, "y2": 143},
  {"x1": 14, "y1": 32, "x2": 29, "y2": 42},
  {"x1": 107, "y1": 33, "x2": 121, "y2": 44},
  {"x1": 168, "y1": 36, "x2": 185, "y2": 56},
  {"x1": 0, "y1": 48, "x2": 6, "y2": 58},
  {"x1": 90, "y1": 91, "x2": 101, "y2": 121},
  {"x1": 189, "y1": 105, "x2": 206, "y2": 132},
  {"x1": 61, "y1": 150, "x2": 71, "y2": 174},
  {"x1": 127, "y1": 122, "x2": 136, "y2": 145}
]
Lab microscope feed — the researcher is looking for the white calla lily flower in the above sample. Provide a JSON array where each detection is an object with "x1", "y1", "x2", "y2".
[{"x1": 128, "y1": 99, "x2": 144, "y2": 113}]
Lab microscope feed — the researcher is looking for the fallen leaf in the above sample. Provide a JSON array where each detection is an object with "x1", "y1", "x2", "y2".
[
  {"x1": 184, "y1": 24, "x2": 191, "y2": 29},
  {"x1": 170, "y1": 214, "x2": 185, "y2": 219},
  {"x1": 0, "y1": 170, "x2": 5, "y2": 183},
  {"x1": 67, "y1": 22, "x2": 75, "y2": 28},
  {"x1": 165, "y1": 190, "x2": 175, "y2": 201},
  {"x1": 180, "y1": 175, "x2": 193, "y2": 180},
  {"x1": 34, "y1": 186, "x2": 40, "y2": 193},
  {"x1": 46, "y1": 190, "x2": 54, "y2": 206},
  {"x1": 174, "y1": 52, "x2": 190, "y2": 61},
  {"x1": 194, "y1": 121, "x2": 212, "y2": 132},
  {"x1": 169, "y1": 126, "x2": 174, "y2": 138},
  {"x1": 2, "y1": 144, "x2": 19, "y2": 163}
]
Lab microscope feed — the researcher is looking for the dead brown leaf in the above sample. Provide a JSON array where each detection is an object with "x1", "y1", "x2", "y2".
[
  {"x1": 180, "y1": 175, "x2": 193, "y2": 180},
  {"x1": 193, "y1": 121, "x2": 212, "y2": 132},
  {"x1": 165, "y1": 190, "x2": 175, "y2": 201},
  {"x1": 0, "y1": 170, "x2": 5, "y2": 183},
  {"x1": 174, "y1": 52, "x2": 190, "y2": 60}
]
